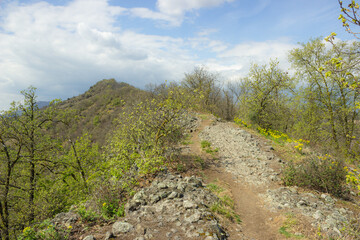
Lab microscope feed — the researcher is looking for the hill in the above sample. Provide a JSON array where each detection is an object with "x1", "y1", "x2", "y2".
[{"x1": 56, "y1": 79, "x2": 149, "y2": 144}]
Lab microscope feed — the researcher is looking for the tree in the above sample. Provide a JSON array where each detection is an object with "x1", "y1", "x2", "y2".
[
  {"x1": 0, "y1": 110, "x2": 23, "y2": 240},
  {"x1": 182, "y1": 66, "x2": 222, "y2": 113},
  {"x1": 0, "y1": 87, "x2": 62, "y2": 239},
  {"x1": 236, "y1": 60, "x2": 294, "y2": 130},
  {"x1": 338, "y1": 0, "x2": 360, "y2": 38},
  {"x1": 289, "y1": 38, "x2": 360, "y2": 152}
]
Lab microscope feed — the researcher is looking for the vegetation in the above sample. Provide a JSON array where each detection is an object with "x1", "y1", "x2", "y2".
[
  {"x1": 1, "y1": 3, "x2": 360, "y2": 237},
  {"x1": 207, "y1": 182, "x2": 241, "y2": 224}
]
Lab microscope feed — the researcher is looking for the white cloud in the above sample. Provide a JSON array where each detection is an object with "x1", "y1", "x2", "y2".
[
  {"x1": 0, "y1": 0, "x2": 197, "y2": 110},
  {"x1": 0, "y1": 0, "x2": 299, "y2": 111},
  {"x1": 188, "y1": 37, "x2": 228, "y2": 52},
  {"x1": 197, "y1": 28, "x2": 219, "y2": 36},
  {"x1": 128, "y1": 0, "x2": 234, "y2": 26},
  {"x1": 220, "y1": 40, "x2": 296, "y2": 70},
  {"x1": 156, "y1": 0, "x2": 234, "y2": 17}
]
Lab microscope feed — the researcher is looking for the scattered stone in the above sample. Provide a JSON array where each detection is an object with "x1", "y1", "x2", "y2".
[
  {"x1": 83, "y1": 235, "x2": 96, "y2": 240},
  {"x1": 112, "y1": 222, "x2": 134, "y2": 235}
]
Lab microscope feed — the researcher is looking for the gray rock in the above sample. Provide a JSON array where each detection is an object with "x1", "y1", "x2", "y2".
[
  {"x1": 83, "y1": 235, "x2": 96, "y2": 240},
  {"x1": 158, "y1": 182, "x2": 168, "y2": 189},
  {"x1": 104, "y1": 231, "x2": 114, "y2": 240},
  {"x1": 112, "y1": 221, "x2": 134, "y2": 235},
  {"x1": 183, "y1": 200, "x2": 197, "y2": 209},
  {"x1": 149, "y1": 194, "x2": 160, "y2": 204},
  {"x1": 185, "y1": 211, "x2": 202, "y2": 223},
  {"x1": 51, "y1": 211, "x2": 79, "y2": 227},
  {"x1": 168, "y1": 191, "x2": 178, "y2": 199},
  {"x1": 313, "y1": 210, "x2": 324, "y2": 220}
]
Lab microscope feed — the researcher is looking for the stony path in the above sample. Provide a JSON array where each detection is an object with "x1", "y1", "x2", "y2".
[{"x1": 197, "y1": 119, "x2": 358, "y2": 239}]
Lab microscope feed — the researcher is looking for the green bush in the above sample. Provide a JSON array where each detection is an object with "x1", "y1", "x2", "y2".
[{"x1": 282, "y1": 156, "x2": 347, "y2": 197}]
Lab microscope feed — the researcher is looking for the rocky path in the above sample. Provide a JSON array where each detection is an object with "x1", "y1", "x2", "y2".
[
  {"x1": 195, "y1": 117, "x2": 358, "y2": 239},
  {"x1": 73, "y1": 115, "x2": 358, "y2": 240}
]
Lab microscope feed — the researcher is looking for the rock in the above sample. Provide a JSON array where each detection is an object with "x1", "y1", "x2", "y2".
[
  {"x1": 135, "y1": 224, "x2": 146, "y2": 235},
  {"x1": 183, "y1": 200, "x2": 197, "y2": 209},
  {"x1": 149, "y1": 194, "x2": 160, "y2": 204},
  {"x1": 158, "y1": 182, "x2": 168, "y2": 189},
  {"x1": 83, "y1": 235, "x2": 96, "y2": 240},
  {"x1": 296, "y1": 200, "x2": 308, "y2": 207},
  {"x1": 168, "y1": 191, "x2": 178, "y2": 199},
  {"x1": 133, "y1": 237, "x2": 145, "y2": 240},
  {"x1": 112, "y1": 222, "x2": 134, "y2": 235},
  {"x1": 104, "y1": 231, "x2": 114, "y2": 240},
  {"x1": 313, "y1": 210, "x2": 324, "y2": 220},
  {"x1": 51, "y1": 211, "x2": 79, "y2": 227},
  {"x1": 185, "y1": 211, "x2": 202, "y2": 223}
]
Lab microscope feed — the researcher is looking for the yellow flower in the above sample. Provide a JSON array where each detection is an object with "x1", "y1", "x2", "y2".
[{"x1": 67, "y1": 225, "x2": 72, "y2": 229}]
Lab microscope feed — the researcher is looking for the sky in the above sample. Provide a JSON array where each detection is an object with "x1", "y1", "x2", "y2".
[{"x1": 0, "y1": 0, "x2": 355, "y2": 110}]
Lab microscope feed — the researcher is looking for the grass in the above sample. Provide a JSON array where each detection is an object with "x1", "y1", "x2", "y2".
[
  {"x1": 201, "y1": 140, "x2": 219, "y2": 155},
  {"x1": 207, "y1": 181, "x2": 241, "y2": 224},
  {"x1": 278, "y1": 212, "x2": 304, "y2": 239},
  {"x1": 199, "y1": 114, "x2": 209, "y2": 120}
]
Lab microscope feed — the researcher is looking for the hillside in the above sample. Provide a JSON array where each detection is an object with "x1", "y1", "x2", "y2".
[{"x1": 55, "y1": 79, "x2": 149, "y2": 144}]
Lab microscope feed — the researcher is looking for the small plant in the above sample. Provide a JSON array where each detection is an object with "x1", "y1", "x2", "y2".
[
  {"x1": 18, "y1": 227, "x2": 37, "y2": 240},
  {"x1": 77, "y1": 203, "x2": 99, "y2": 222},
  {"x1": 234, "y1": 117, "x2": 252, "y2": 128},
  {"x1": 201, "y1": 140, "x2": 219, "y2": 155},
  {"x1": 176, "y1": 163, "x2": 185, "y2": 172},
  {"x1": 207, "y1": 182, "x2": 241, "y2": 224},
  {"x1": 207, "y1": 183, "x2": 224, "y2": 194},
  {"x1": 282, "y1": 155, "x2": 347, "y2": 197},
  {"x1": 195, "y1": 156, "x2": 206, "y2": 169},
  {"x1": 201, "y1": 140, "x2": 211, "y2": 149},
  {"x1": 101, "y1": 201, "x2": 125, "y2": 219},
  {"x1": 340, "y1": 215, "x2": 360, "y2": 238},
  {"x1": 278, "y1": 212, "x2": 304, "y2": 238},
  {"x1": 18, "y1": 220, "x2": 64, "y2": 240}
]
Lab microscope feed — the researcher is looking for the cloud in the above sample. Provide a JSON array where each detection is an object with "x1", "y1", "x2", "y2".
[
  {"x1": 220, "y1": 39, "x2": 296, "y2": 67},
  {"x1": 0, "y1": 0, "x2": 197, "y2": 110},
  {"x1": 197, "y1": 28, "x2": 219, "y2": 36},
  {"x1": 128, "y1": 0, "x2": 234, "y2": 26},
  {"x1": 156, "y1": 0, "x2": 234, "y2": 17},
  {"x1": 0, "y1": 0, "x2": 300, "y2": 111}
]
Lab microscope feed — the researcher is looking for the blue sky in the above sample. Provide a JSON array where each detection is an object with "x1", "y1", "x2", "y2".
[{"x1": 0, "y1": 0, "x2": 355, "y2": 110}]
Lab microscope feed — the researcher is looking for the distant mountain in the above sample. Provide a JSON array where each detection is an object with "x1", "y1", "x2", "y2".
[{"x1": 36, "y1": 101, "x2": 50, "y2": 109}]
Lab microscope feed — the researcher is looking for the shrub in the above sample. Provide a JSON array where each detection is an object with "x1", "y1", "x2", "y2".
[{"x1": 282, "y1": 155, "x2": 347, "y2": 197}]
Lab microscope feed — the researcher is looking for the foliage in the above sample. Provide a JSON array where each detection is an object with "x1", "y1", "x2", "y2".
[
  {"x1": 234, "y1": 117, "x2": 252, "y2": 128},
  {"x1": 104, "y1": 89, "x2": 187, "y2": 178},
  {"x1": 289, "y1": 38, "x2": 360, "y2": 153},
  {"x1": 344, "y1": 165, "x2": 360, "y2": 194},
  {"x1": 236, "y1": 60, "x2": 294, "y2": 131},
  {"x1": 18, "y1": 219, "x2": 68, "y2": 240},
  {"x1": 182, "y1": 67, "x2": 236, "y2": 120},
  {"x1": 201, "y1": 140, "x2": 219, "y2": 154},
  {"x1": 0, "y1": 87, "x2": 65, "y2": 240},
  {"x1": 282, "y1": 155, "x2": 347, "y2": 197},
  {"x1": 338, "y1": 0, "x2": 360, "y2": 38}
]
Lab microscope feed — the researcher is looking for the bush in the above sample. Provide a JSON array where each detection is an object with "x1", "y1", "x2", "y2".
[{"x1": 282, "y1": 155, "x2": 347, "y2": 197}]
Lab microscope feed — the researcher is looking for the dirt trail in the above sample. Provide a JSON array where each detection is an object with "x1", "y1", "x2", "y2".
[{"x1": 188, "y1": 117, "x2": 299, "y2": 240}]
